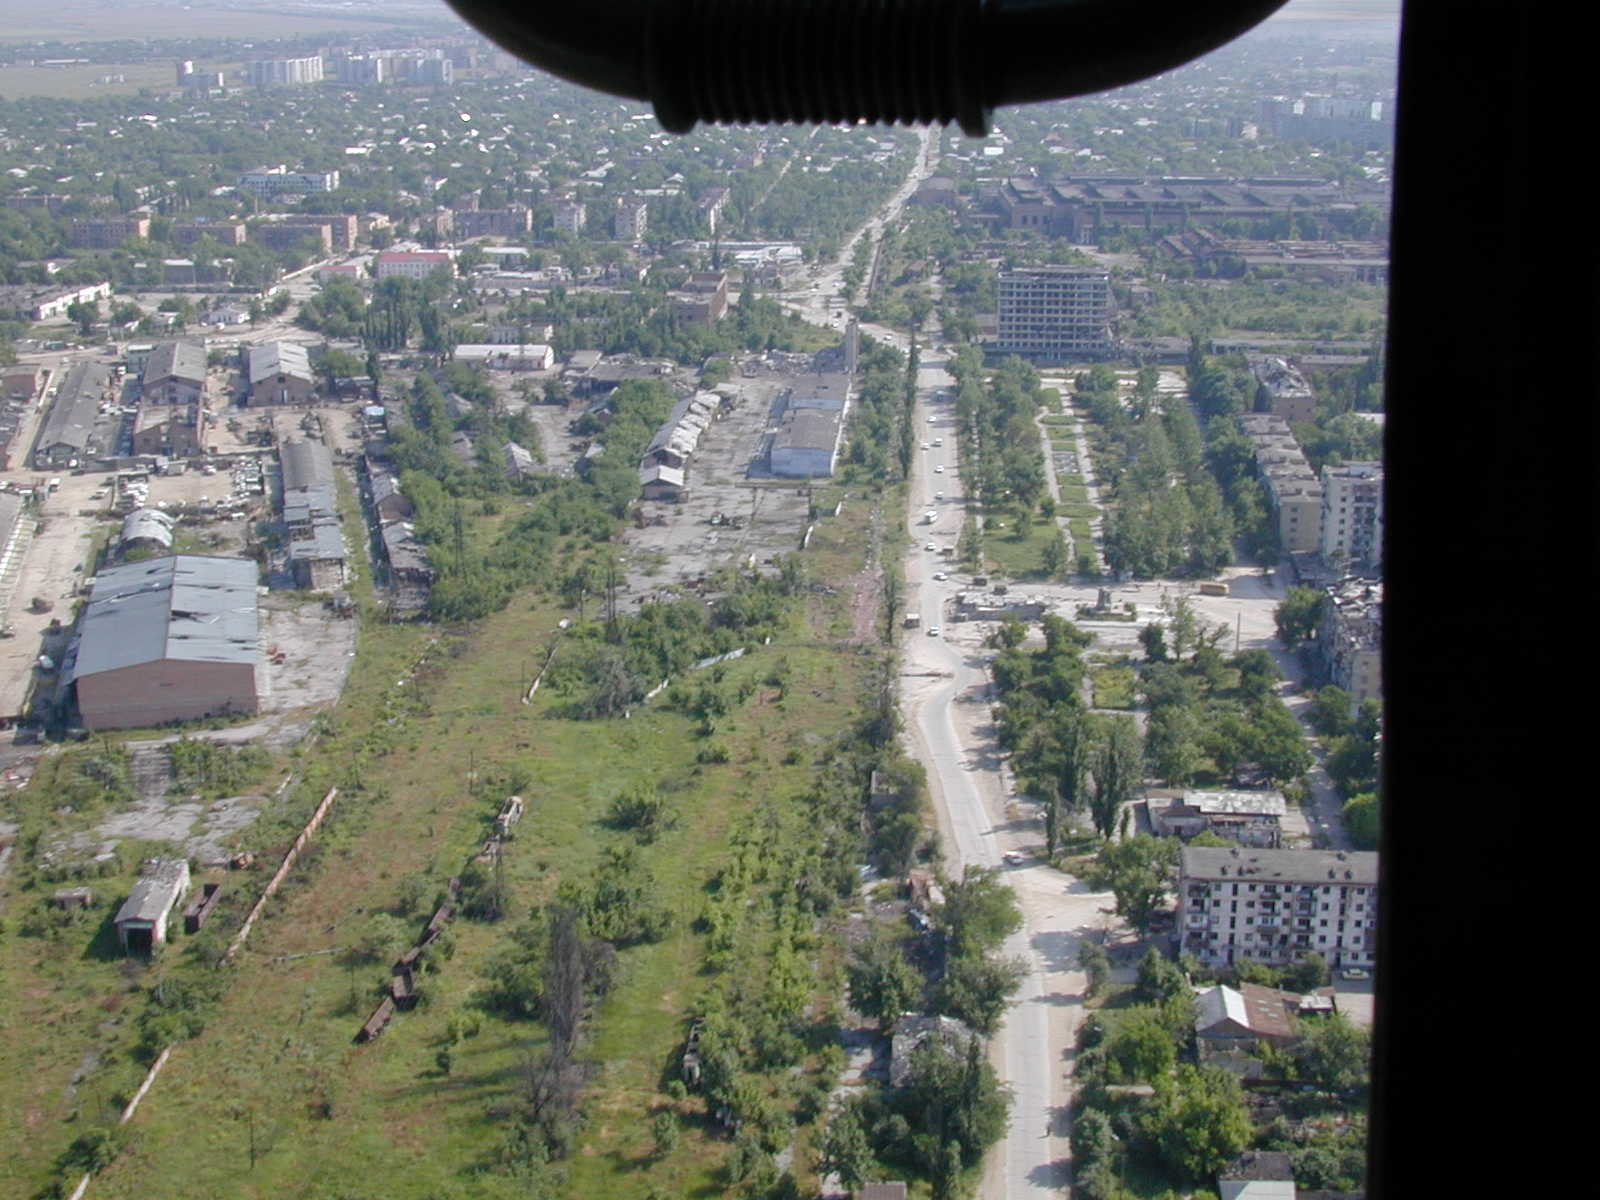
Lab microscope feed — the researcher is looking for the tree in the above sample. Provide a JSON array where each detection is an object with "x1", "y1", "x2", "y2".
[
  {"x1": 895, "y1": 1037, "x2": 1011, "y2": 1177},
  {"x1": 1146, "y1": 703, "x2": 1204, "y2": 787},
  {"x1": 1106, "y1": 1008, "x2": 1178, "y2": 1082},
  {"x1": 1275, "y1": 587, "x2": 1325, "y2": 645},
  {"x1": 1281, "y1": 952, "x2": 1329, "y2": 994},
  {"x1": 1090, "y1": 715, "x2": 1143, "y2": 838},
  {"x1": 1087, "y1": 836, "x2": 1178, "y2": 933},
  {"x1": 1249, "y1": 701, "x2": 1313, "y2": 785},
  {"x1": 938, "y1": 952, "x2": 1026, "y2": 1035},
  {"x1": 1308, "y1": 685, "x2": 1355, "y2": 736},
  {"x1": 1342, "y1": 791, "x2": 1379, "y2": 849},
  {"x1": 1143, "y1": 1065, "x2": 1252, "y2": 1181},
  {"x1": 1136, "y1": 947, "x2": 1188, "y2": 1004},
  {"x1": 1295, "y1": 1013, "x2": 1371, "y2": 1095},
  {"x1": 650, "y1": 1109, "x2": 680, "y2": 1159},
  {"x1": 847, "y1": 928, "x2": 922, "y2": 1028},
  {"x1": 939, "y1": 865, "x2": 1022, "y2": 959},
  {"x1": 1139, "y1": 622, "x2": 1169, "y2": 663},
  {"x1": 820, "y1": 1098, "x2": 875, "y2": 1190},
  {"x1": 1078, "y1": 940, "x2": 1110, "y2": 999}
]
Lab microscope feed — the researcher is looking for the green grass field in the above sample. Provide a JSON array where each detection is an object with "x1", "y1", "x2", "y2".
[{"x1": 2, "y1": 496, "x2": 889, "y2": 1199}]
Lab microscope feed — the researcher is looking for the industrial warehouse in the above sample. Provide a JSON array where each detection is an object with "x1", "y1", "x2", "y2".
[
  {"x1": 62, "y1": 555, "x2": 260, "y2": 730},
  {"x1": 766, "y1": 371, "x2": 850, "y2": 478}
]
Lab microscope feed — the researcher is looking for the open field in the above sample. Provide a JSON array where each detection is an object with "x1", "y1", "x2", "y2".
[
  {"x1": 0, "y1": 61, "x2": 184, "y2": 99},
  {"x1": 0, "y1": 1, "x2": 451, "y2": 44}
]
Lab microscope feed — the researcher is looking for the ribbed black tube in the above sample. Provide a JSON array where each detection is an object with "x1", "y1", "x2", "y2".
[
  {"x1": 446, "y1": 0, "x2": 1294, "y2": 137},
  {"x1": 647, "y1": 0, "x2": 989, "y2": 136}
]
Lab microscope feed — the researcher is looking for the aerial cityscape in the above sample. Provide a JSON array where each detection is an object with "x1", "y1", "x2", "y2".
[{"x1": 0, "y1": 2, "x2": 1394, "y2": 1197}]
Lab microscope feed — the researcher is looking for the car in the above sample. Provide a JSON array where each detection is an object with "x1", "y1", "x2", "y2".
[
  {"x1": 934, "y1": 491, "x2": 944, "y2": 500},
  {"x1": 926, "y1": 626, "x2": 941, "y2": 637},
  {"x1": 1002, "y1": 851, "x2": 1023, "y2": 865},
  {"x1": 925, "y1": 542, "x2": 937, "y2": 551},
  {"x1": 932, "y1": 571, "x2": 947, "y2": 581},
  {"x1": 921, "y1": 441, "x2": 929, "y2": 449},
  {"x1": 934, "y1": 464, "x2": 944, "y2": 473},
  {"x1": 1341, "y1": 968, "x2": 1370, "y2": 981}
]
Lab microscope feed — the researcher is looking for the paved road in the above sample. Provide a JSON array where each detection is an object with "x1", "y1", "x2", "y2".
[{"x1": 899, "y1": 360, "x2": 1123, "y2": 1199}]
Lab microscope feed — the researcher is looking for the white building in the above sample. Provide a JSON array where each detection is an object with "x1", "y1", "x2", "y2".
[
  {"x1": 1319, "y1": 461, "x2": 1383, "y2": 572},
  {"x1": 614, "y1": 197, "x2": 648, "y2": 242},
  {"x1": 246, "y1": 56, "x2": 324, "y2": 87},
  {"x1": 553, "y1": 200, "x2": 586, "y2": 235},
  {"x1": 237, "y1": 166, "x2": 340, "y2": 197},
  {"x1": 1179, "y1": 846, "x2": 1378, "y2": 970},
  {"x1": 452, "y1": 343, "x2": 553, "y2": 371},
  {"x1": 26, "y1": 280, "x2": 112, "y2": 321},
  {"x1": 374, "y1": 250, "x2": 454, "y2": 280}
]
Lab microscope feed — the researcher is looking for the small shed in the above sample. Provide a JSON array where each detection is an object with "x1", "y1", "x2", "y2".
[
  {"x1": 51, "y1": 886, "x2": 95, "y2": 910},
  {"x1": 114, "y1": 858, "x2": 191, "y2": 953}
]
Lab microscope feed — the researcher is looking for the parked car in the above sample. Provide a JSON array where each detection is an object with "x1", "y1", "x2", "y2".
[{"x1": 926, "y1": 626, "x2": 941, "y2": 637}]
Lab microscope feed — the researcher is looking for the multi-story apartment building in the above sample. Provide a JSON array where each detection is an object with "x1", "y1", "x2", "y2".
[
  {"x1": 1248, "y1": 354, "x2": 1318, "y2": 427},
  {"x1": 172, "y1": 221, "x2": 247, "y2": 248},
  {"x1": 995, "y1": 266, "x2": 1113, "y2": 361},
  {"x1": 237, "y1": 167, "x2": 340, "y2": 198},
  {"x1": 1238, "y1": 413, "x2": 1324, "y2": 553},
  {"x1": 697, "y1": 186, "x2": 730, "y2": 235},
  {"x1": 452, "y1": 206, "x2": 532, "y2": 239},
  {"x1": 552, "y1": 200, "x2": 586, "y2": 235},
  {"x1": 252, "y1": 222, "x2": 333, "y2": 254},
  {"x1": 1320, "y1": 461, "x2": 1383, "y2": 572},
  {"x1": 1319, "y1": 578, "x2": 1382, "y2": 703},
  {"x1": 293, "y1": 213, "x2": 360, "y2": 251},
  {"x1": 71, "y1": 217, "x2": 151, "y2": 249},
  {"x1": 1179, "y1": 845, "x2": 1379, "y2": 970},
  {"x1": 247, "y1": 56, "x2": 324, "y2": 87},
  {"x1": 374, "y1": 250, "x2": 454, "y2": 281},
  {"x1": 614, "y1": 197, "x2": 649, "y2": 242},
  {"x1": 672, "y1": 271, "x2": 729, "y2": 326}
]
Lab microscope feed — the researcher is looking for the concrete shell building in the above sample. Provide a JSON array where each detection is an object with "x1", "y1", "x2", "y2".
[
  {"x1": 996, "y1": 266, "x2": 1113, "y2": 361},
  {"x1": 66, "y1": 556, "x2": 259, "y2": 730}
]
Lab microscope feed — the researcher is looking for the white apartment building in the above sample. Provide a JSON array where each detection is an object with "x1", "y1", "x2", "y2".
[
  {"x1": 1320, "y1": 461, "x2": 1384, "y2": 571},
  {"x1": 614, "y1": 198, "x2": 648, "y2": 242},
  {"x1": 553, "y1": 200, "x2": 586, "y2": 235},
  {"x1": 374, "y1": 250, "x2": 454, "y2": 280},
  {"x1": 246, "y1": 56, "x2": 324, "y2": 87},
  {"x1": 238, "y1": 166, "x2": 340, "y2": 197},
  {"x1": 1179, "y1": 846, "x2": 1378, "y2": 970},
  {"x1": 996, "y1": 266, "x2": 1113, "y2": 360}
]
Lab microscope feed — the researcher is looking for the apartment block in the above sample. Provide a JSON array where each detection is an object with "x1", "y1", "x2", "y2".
[
  {"x1": 672, "y1": 271, "x2": 729, "y2": 326},
  {"x1": 614, "y1": 197, "x2": 648, "y2": 242},
  {"x1": 552, "y1": 200, "x2": 586, "y2": 235},
  {"x1": 173, "y1": 221, "x2": 247, "y2": 248},
  {"x1": 1320, "y1": 461, "x2": 1383, "y2": 572},
  {"x1": 1238, "y1": 413, "x2": 1323, "y2": 553},
  {"x1": 238, "y1": 167, "x2": 340, "y2": 198},
  {"x1": 1248, "y1": 353, "x2": 1319, "y2": 427},
  {"x1": 247, "y1": 56, "x2": 324, "y2": 87},
  {"x1": 1319, "y1": 578, "x2": 1382, "y2": 704},
  {"x1": 1179, "y1": 845, "x2": 1378, "y2": 970},
  {"x1": 294, "y1": 213, "x2": 360, "y2": 251},
  {"x1": 71, "y1": 217, "x2": 151, "y2": 249},
  {"x1": 452, "y1": 206, "x2": 532, "y2": 239},
  {"x1": 995, "y1": 266, "x2": 1113, "y2": 361},
  {"x1": 253, "y1": 222, "x2": 333, "y2": 254}
]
